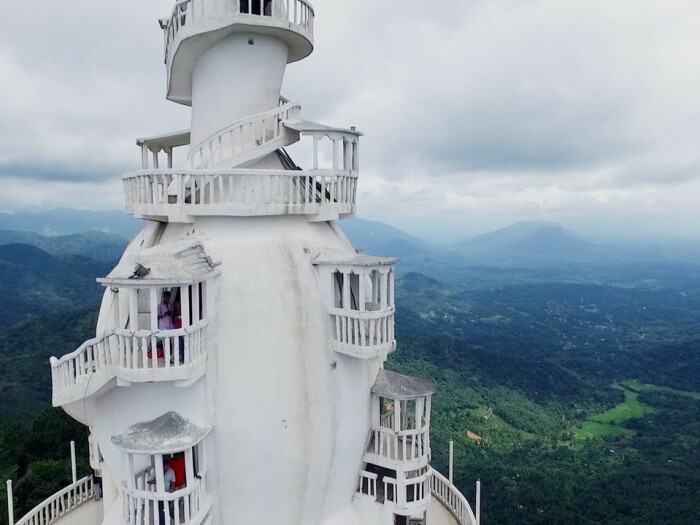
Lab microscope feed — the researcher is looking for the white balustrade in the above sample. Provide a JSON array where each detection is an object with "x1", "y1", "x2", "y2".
[
  {"x1": 331, "y1": 307, "x2": 395, "y2": 357},
  {"x1": 165, "y1": 0, "x2": 314, "y2": 62},
  {"x1": 430, "y1": 470, "x2": 477, "y2": 525},
  {"x1": 368, "y1": 427, "x2": 430, "y2": 464},
  {"x1": 190, "y1": 101, "x2": 302, "y2": 169},
  {"x1": 123, "y1": 169, "x2": 357, "y2": 221},
  {"x1": 14, "y1": 476, "x2": 95, "y2": 525},
  {"x1": 124, "y1": 474, "x2": 207, "y2": 525},
  {"x1": 357, "y1": 471, "x2": 378, "y2": 499},
  {"x1": 51, "y1": 320, "x2": 209, "y2": 400}
]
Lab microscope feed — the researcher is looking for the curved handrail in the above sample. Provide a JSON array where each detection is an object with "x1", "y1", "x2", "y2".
[
  {"x1": 51, "y1": 321, "x2": 208, "y2": 368},
  {"x1": 189, "y1": 101, "x2": 302, "y2": 169},
  {"x1": 430, "y1": 470, "x2": 477, "y2": 525},
  {"x1": 122, "y1": 168, "x2": 358, "y2": 221},
  {"x1": 329, "y1": 305, "x2": 395, "y2": 321},
  {"x1": 51, "y1": 320, "x2": 209, "y2": 400},
  {"x1": 15, "y1": 476, "x2": 96, "y2": 525}
]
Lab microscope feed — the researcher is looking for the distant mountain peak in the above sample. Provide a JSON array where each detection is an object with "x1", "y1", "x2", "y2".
[{"x1": 459, "y1": 221, "x2": 597, "y2": 261}]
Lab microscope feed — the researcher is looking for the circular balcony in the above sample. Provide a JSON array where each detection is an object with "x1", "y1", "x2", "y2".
[
  {"x1": 123, "y1": 168, "x2": 357, "y2": 223},
  {"x1": 163, "y1": 0, "x2": 314, "y2": 105}
]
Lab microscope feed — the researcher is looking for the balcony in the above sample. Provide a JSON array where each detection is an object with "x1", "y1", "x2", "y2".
[
  {"x1": 113, "y1": 412, "x2": 212, "y2": 525},
  {"x1": 124, "y1": 474, "x2": 209, "y2": 525},
  {"x1": 163, "y1": 0, "x2": 315, "y2": 104},
  {"x1": 329, "y1": 306, "x2": 395, "y2": 358},
  {"x1": 314, "y1": 251, "x2": 396, "y2": 359},
  {"x1": 51, "y1": 321, "x2": 209, "y2": 407},
  {"x1": 364, "y1": 427, "x2": 430, "y2": 470},
  {"x1": 123, "y1": 169, "x2": 357, "y2": 222}
]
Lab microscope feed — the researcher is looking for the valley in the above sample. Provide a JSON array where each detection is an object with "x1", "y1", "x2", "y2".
[{"x1": 0, "y1": 213, "x2": 699, "y2": 524}]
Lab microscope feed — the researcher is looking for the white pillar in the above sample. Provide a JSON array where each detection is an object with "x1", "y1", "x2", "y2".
[
  {"x1": 150, "y1": 287, "x2": 159, "y2": 331},
  {"x1": 476, "y1": 479, "x2": 481, "y2": 525},
  {"x1": 192, "y1": 282, "x2": 201, "y2": 323},
  {"x1": 358, "y1": 271, "x2": 366, "y2": 313},
  {"x1": 6, "y1": 480, "x2": 13, "y2": 525},
  {"x1": 141, "y1": 145, "x2": 149, "y2": 169},
  {"x1": 154, "y1": 455, "x2": 165, "y2": 493},
  {"x1": 380, "y1": 270, "x2": 389, "y2": 309},
  {"x1": 448, "y1": 439, "x2": 454, "y2": 484},
  {"x1": 70, "y1": 440, "x2": 77, "y2": 483},
  {"x1": 393, "y1": 398, "x2": 401, "y2": 432},
  {"x1": 185, "y1": 449, "x2": 195, "y2": 485},
  {"x1": 342, "y1": 272, "x2": 350, "y2": 310},
  {"x1": 126, "y1": 453, "x2": 135, "y2": 490},
  {"x1": 182, "y1": 285, "x2": 191, "y2": 327},
  {"x1": 112, "y1": 289, "x2": 121, "y2": 330},
  {"x1": 129, "y1": 288, "x2": 139, "y2": 330}
]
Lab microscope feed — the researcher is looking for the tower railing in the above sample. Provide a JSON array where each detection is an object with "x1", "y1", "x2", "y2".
[
  {"x1": 165, "y1": 0, "x2": 314, "y2": 62},
  {"x1": 123, "y1": 168, "x2": 357, "y2": 222},
  {"x1": 366, "y1": 426, "x2": 430, "y2": 465},
  {"x1": 124, "y1": 473, "x2": 208, "y2": 525},
  {"x1": 14, "y1": 476, "x2": 96, "y2": 525},
  {"x1": 330, "y1": 306, "x2": 396, "y2": 358},
  {"x1": 189, "y1": 100, "x2": 302, "y2": 169},
  {"x1": 383, "y1": 470, "x2": 431, "y2": 513},
  {"x1": 430, "y1": 470, "x2": 478, "y2": 525},
  {"x1": 51, "y1": 320, "x2": 209, "y2": 404}
]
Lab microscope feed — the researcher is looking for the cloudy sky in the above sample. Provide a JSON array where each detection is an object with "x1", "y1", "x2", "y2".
[{"x1": 1, "y1": 0, "x2": 699, "y2": 240}]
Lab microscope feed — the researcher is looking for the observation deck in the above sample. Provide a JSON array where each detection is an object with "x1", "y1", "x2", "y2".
[
  {"x1": 127, "y1": 110, "x2": 361, "y2": 223},
  {"x1": 163, "y1": 0, "x2": 315, "y2": 105},
  {"x1": 51, "y1": 241, "x2": 218, "y2": 407},
  {"x1": 51, "y1": 321, "x2": 209, "y2": 407}
]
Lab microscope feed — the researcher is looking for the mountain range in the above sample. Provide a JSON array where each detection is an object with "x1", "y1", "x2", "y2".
[{"x1": 1, "y1": 208, "x2": 699, "y2": 267}]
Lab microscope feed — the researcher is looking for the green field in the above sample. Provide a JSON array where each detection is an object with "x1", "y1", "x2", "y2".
[
  {"x1": 620, "y1": 380, "x2": 700, "y2": 401},
  {"x1": 573, "y1": 384, "x2": 655, "y2": 440}
]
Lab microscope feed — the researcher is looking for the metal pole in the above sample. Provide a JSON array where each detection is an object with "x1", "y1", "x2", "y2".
[
  {"x1": 70, "y1": 440, "x2": 77, "y2": 484},
  {"x1": 476, "y1": 479, "x2": 482, "y2": 525},
  {"x1": 448, "y1": 439, "x2": 454, "y2": 484},
  {"x1": 6, "y1": 480, "x2": 14, "y2": 525}
]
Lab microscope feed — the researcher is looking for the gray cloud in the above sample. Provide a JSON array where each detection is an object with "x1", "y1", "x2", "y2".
[{"x1": 1, "y1": 0, "x2": 699, "y2": 238}]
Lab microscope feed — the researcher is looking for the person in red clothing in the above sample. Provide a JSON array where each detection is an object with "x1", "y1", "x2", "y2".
[{"x1": 169, "y1": 453, "x2": 187, "y2": 491}]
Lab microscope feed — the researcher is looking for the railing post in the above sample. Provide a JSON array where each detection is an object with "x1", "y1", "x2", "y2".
[
  {"x1": 70, "y1": 441, "x2": 77, "y2": 484},
  {"x1": 476, "y1": 479, "x2": 481, "y2": 525},
  {"x1": 449, "y1": 439, "x2": 454, "y2": 484},
  {"x1": 6, "y1": 480, "x2": 14, "y2": 525}
]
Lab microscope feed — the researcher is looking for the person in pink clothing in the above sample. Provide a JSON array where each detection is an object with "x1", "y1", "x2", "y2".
[{"x1": 158, "y1": 291, "x2": 174, "y2": 330}]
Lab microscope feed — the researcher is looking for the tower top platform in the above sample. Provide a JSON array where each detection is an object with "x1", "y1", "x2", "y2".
[{"x1": 164, "y1": 0, "x2": 315, "y2": 105}]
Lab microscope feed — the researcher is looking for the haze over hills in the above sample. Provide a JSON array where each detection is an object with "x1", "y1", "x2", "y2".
[
  {"x1": 0, "y1": 243, "x2": 109, "y2": 329},
  {"x1": 0, "y1": 230, "x2": 129, "y2": 263},
  {"x1": 0, "y1": 208, "x2": 141, "y2": 239},
  {"x1": 0, "y1": 210, "x2": 699, "y2": 524},
  {"x1": 1, "y1": 208, "x2": 699, "y2": 266}
]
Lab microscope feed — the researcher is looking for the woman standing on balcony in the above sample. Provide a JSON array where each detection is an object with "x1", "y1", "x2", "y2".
[{"x1": 158, "y1": 291, "x2": 174, "y2": 330}]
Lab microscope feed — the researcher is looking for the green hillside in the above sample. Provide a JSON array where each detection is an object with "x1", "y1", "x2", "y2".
[
  {"x1": 0, "y1": 230, "x2": 699, "y2": 524},
  {"x1": 0, "y1": 244, "x2": 109, "y2": 329}
]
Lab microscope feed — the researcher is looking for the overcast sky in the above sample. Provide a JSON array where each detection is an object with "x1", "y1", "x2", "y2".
[{"x1": 1, "y1": 0, "x2": 699, "y2": 240}]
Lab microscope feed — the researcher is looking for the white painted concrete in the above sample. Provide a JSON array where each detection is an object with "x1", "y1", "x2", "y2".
[{"x1": 190, "y1": 33, "x2": 288, "y2": 147}]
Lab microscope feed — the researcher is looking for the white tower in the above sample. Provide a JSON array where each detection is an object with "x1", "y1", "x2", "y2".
[{"x1": 43, "y1": 3, "x2": 479, "y2": 525}]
